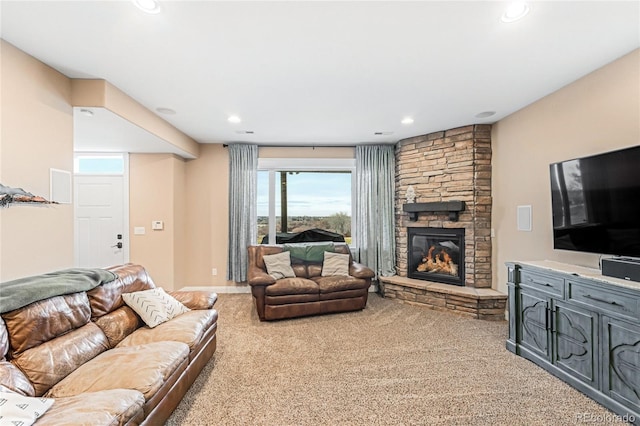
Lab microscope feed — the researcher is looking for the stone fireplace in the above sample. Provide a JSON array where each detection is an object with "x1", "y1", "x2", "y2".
[{"x1": 379, "y1": 124, "x2": 506, "y2": 320}]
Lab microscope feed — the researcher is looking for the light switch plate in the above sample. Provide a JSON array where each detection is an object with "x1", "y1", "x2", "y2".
[{"x1": 134, "y1": 227, "x2": 146, "y2": 235}]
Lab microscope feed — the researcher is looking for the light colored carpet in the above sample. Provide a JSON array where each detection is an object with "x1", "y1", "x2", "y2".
[{"x1": 166, "y1": 294, "x2": 625, "y2": 425}]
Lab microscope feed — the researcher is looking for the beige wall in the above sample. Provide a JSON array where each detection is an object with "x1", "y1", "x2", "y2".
[
  {"x1": 183, "y1": 144, "x2": 231, "y2": 286},
  {"x1": 259, "y1": 146, "x2": 355, "y2": 159},
  {"x1": 174, "y1": 157, "x2": 187, "y2": 288},
  {"x1": 0, "y1": 41, "x2": 74, "y2": 281},
  {"x1": 492, "y1": 49, "x2": 640, "y2": 295},
  {"x1": 129, "y1": 153, "x2": 187, "y2": 290}
]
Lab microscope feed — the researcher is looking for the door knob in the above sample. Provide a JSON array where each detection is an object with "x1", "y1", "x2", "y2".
[{"x1": 112, "y1": 242, "x2": 123, "y2": 249}]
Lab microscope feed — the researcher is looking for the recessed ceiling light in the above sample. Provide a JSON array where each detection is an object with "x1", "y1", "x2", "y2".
[
  {"x1": 132, "y1": 0, "x2": 161, "y2": 14},
  {"x1": 501, "y1": 2, "x2": 530, "y2": 23},
  {"x1": 475, "y1": 111, "x2": 496, "y2": 118},
  {"x1": 79, "y1": 108, "x2": 94, "y2": 117},
  {"x1": 156, "y1": 107, "x2": 176, "y2": 115},
  {"x1": 401, "y1": 117, "x2": 414, "y2": 125},
  {"x1": 228, "y1": 115, "x2": 242, "y2": 124}
]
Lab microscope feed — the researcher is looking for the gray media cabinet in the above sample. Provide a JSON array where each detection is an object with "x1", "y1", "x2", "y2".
[{"x1": 507, "y1": 260, "x2": 640, "y2": 423}]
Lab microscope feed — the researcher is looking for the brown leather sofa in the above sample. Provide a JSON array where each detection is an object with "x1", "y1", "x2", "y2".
[
  {"x1": 0, "y1": 264, "x2": 218, "y2": 425},
  {"x1": 248, "y1": 243, "x2": 375, "y2": 321}
]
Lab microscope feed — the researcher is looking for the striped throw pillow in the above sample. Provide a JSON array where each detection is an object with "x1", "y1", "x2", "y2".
[{"x1": 122, "y1": 288, "x2": 190, "y2": 328}]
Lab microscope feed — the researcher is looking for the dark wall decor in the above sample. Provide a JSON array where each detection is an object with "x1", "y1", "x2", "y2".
[{"x1": 0, "y1": 183, "x2": 53, "y2": 207}]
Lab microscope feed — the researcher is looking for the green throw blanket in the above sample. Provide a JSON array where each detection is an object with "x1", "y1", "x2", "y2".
[
  {"x1": 283, "y1": 242, "x2": 335, "y2": 262},
  {"x1": 0, "y1": 268, "x2": 117, "y2": 314}
]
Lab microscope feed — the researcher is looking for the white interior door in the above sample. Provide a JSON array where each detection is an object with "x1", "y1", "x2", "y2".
[{"x1": 74, "y1": 175, "x2": 127, "y2": 268}]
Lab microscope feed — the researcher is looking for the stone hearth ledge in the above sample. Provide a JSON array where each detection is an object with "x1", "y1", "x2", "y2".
[{"x1": 379, "y1": 275, "x2": 507, "y2": 320}]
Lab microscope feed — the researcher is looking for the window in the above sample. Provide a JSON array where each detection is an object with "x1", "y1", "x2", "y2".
[
  {"x1": 74, "y1": 154, "x2": 125, "y2": 174},
  {"x1": 257, "y1": 158, "x2": 355, "y2": 245}
]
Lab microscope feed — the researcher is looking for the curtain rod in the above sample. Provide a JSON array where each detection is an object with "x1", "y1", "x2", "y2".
[{"x1": 221, "y1": 144, "x2": 384, "y2": 148}]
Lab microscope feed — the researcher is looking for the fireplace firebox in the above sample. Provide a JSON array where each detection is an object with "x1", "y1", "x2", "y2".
[{"x1": 407, "y1": 227, "x2": 465, "y2": 286}]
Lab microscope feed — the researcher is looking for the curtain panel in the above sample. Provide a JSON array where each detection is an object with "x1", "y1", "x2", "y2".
[
  {"x1": 355, "y1": 144, "x2": 396, "y2": 278},
  {"x1": 227, "y1": 144, "x2": 258, "y2": 282}
]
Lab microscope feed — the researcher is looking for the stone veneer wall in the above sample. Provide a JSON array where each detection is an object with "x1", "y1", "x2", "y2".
[{"x1": 395, "y1": 124, "x2": 492, "y2": 288}]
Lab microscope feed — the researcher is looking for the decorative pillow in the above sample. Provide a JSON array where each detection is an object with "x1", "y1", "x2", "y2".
[
  {"x1": 121, "y1": 288, "x2": 190, "y2": 328},
  {"x1": 263, "y1": 251, "x2": 296, "y2": 280},
  {"x1": 0, "y1": 391, "x2": 54, "y2": 426},
  {"x1": 321, "y1": 252, "x2": 350, "y2": 277}
]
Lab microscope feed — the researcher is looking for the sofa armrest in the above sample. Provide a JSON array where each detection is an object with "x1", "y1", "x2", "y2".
[
  {"x1": 247, "y1": 266, "x2": 276, "y2": 287},
  {"x1": 168, "y1": 291, "x2": 218, "y2": 310},
  {"x1": 350, "y1": 262, "x2": 375, "y2": 279}
]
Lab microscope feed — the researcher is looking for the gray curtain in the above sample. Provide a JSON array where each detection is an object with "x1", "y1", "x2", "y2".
[
  {"x1": 355, "y1": 144, "x2": 396, "y2": 277},
  {"x1": 227, "y1": 144, "x2": 258, "y2": 282}
]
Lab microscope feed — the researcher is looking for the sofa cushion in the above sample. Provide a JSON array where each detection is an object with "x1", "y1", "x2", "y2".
[
  {"x1": 117, "y1": 310, "x2": 218, "y2": 351},
  {"x1": 311, "y1": 276, "x2": 369, "y2": 293},
  {"x1": 305, "y1": 263, "x2": 322, "y2": 278},
  {"x1": 2, "y1": 292, "x2": 91, "y2": 356},
  {"x1": 36, "y1": 389, "x2": 145, "y2": 426},
  {"x1": 12, "y1": 322, "x2": 109, "y2": 396},
  {"x1": 87, "y1": 264, "x2": 156, "y2": 318},
  {"x1": 263, "y1": 251, "x2": 296, "y2": 280},
  {"x1": 321, "y1": 252, "x2": 350, "y2": 277},
  {"x1": 47, "y1": 341, "x2": 189, "y2": 401},
  {"x1": 0, "y1": 361, "x2": 35, "y2": 396},
  {"x1": 265, "y1": 278, "x2": 319, "y2": 296},
  {"x1": 94, "y1": 306, "x2": 141, "y2": 348},
  {"x1": 0, "y1": 390, "x2": 53, "y2": 425},
  {"x1": 122, "y1": 288, "x2": 190, "y2": 328}
]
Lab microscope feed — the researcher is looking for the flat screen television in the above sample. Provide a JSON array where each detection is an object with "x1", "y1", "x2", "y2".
[{"x1": 549, "y1": 145, "x2": 640, "y2": 258}]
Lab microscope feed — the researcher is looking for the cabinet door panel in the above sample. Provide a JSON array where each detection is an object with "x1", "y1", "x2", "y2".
[
  {"x1": 603, "y1": 317, "x2": 640, "y2": 412},
  {"x1": 519, "y1": 291, "x2": 550, "y2": 360},
  {"x1": 554, "y1": 301, "x2": 598, "y2": 387}
]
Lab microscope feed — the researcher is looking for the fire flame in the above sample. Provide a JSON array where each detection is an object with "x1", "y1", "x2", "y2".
[{"x1": 417, "y1": 246, "x2": 458, "y2": 276}]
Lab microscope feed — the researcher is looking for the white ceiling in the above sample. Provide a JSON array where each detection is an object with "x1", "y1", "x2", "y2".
[{"x1": 1, "y1": 1, "x2": 639, "y2": 150}]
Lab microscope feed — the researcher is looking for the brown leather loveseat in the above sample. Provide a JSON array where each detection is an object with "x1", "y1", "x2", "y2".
[
  {"x1": 0, "y1": 263, "x2": 218, "y2": 425},
  {"x1": 248, "y1": 242, "x2": 375, "y2": 321}
]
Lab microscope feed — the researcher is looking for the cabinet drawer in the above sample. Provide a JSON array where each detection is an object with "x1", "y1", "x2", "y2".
[
  {"x1": 520, "y1": 270, "x2": 564, "y2": 297},
  {"x1": 568, "y1": 282, "x2": 639, "y2": 318}
]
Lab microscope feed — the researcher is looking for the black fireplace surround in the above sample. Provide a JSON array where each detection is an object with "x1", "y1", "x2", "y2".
[{"x1": 408, "y1": 227, "x2": 465, "y2": 286}]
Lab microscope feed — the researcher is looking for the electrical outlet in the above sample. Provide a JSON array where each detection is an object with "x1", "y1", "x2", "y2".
[{"x1": 211, "y1": 268, "x2": 218, "y2": 276}]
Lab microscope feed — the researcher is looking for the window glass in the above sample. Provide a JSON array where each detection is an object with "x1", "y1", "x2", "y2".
[
  {"x1": 256, "y1": 170, "x2": 352, "y2": 245},
  {"x1": 75, "y1": 155, "x2": 124, "y2": 174},
  {"x1": 257, "y1": 171, "x2": 269, "y2": 243}
]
